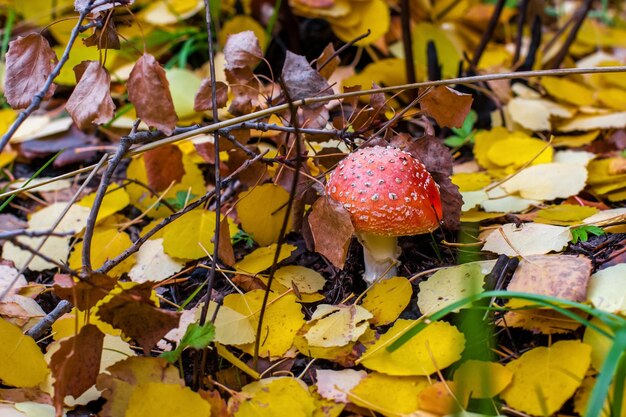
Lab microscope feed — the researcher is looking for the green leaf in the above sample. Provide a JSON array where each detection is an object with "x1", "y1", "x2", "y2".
[
  {"x1": 571, "y1": 225, "x2": 605, "y2": 244},
  {"x1": 451, "y1": 110, "x2": 477, "y2": 137},
  {"x1": 163, "y1": 190, "x2": 197, "y2": 210},
  {"x1": 443, "y1": 135, "x2": 466, "y2": 147},
  {"x1": 160, "y1": 322, "x2": 215, "y2": 363}
]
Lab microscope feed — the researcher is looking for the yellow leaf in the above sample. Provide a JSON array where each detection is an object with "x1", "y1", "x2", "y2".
[
  {"x1": 360, "y1": 320, "x2": 465, "y2": 376},
  {"x1": 342, "y1": 58, "x2": 406, "y2": 93},
  {"x1": 453, "y1": 360, "x2": 512, "y2": 399},
  {"x1": 203, "y1": 303, "x2": 255, "y2": 346},
  {"x1": 541, "y1": 77, "x2": 595, "y2": 107},
  {"x1": 558, "y1": 112, "x2": 626, "y2": 132},
  {"x1": 552, "y1": 131, "x2": 600, "y2": 147},
  {"x1": 534, "y1": 204, "x2": 599, "y2": 226},
  {"x1": 52, "y1": 44, "x2": 119, "y2": 86},
  {"x1": 360, "y1": 276, "x2": 412, "y2": 326},
  {"x1": 486, "y1": 137, "x2": 553, "y2": 169},
  {"x1": 236, "y1": 183, "x2": 292, "y2": 246},
  {"x1": 166, "y1": 68, "x2": 203, "y2": 121},
  {"x1": 583, "y1": 318, "x2": 614, "y2": 371},
  {"x1": 451, "y1": 172, "x2": 492, "y2": 192},
  {"x1": 587, "y1": 263, "x2": 626, "y2": 315},
  {"x1": 501, "y1": 340, "x2": 591, "y2": 416},
  {"x1": 349, "y1": 372, "x2": 429, "y2": 417},
  {"x1": 473, "y1": 127, "x2": 533, "y2": 175},
  {"x1": 412, "y1": 22, "x2": 461, "y2": 79},
  {"x1": 223, "y1": 289, "x2": 304, "y2": 357},
  {"x1": 218, "y1": 15, "x2": 267, "y2": 50},
  {"x1": 274, "y1": 266, "x2": 326, "y2": 293},
  {"x1": 126, "y1": 382, "x2": 211, "y2": 417},
  {"x1": 597, "y1": 87, "x2": 626, "y2": 110},
  {"x1": 0, "y1": 318, "x2": 49, "y2": 387},
  {"x1": 128, "y1": 238, "x2": 184, "y2": 283},
  {"x1": 330, "y1": 0, "x2": 389, "y2": 46},
  {"x1": 139, "y1": 0, "x2": 204, "y2": 26},
  {"x1": 235, "y1": 378, "x2": 316, "y2": 417},
  {"x1": 69, "y1": 228, "x2": 136, "y2": 277},
  {"x1": 305, "y1": 304, "x2": 372, "y2": 347},
  {"x1": 574, "y1": 375, "x2": 626, "y2": 417},
  {"x1": 78, "y1": 184, "x2": 130, "y2": 223},
  {"x1": 460, "y1": 209, "x2": 505, "y2": 222},
  {"x1": 293, "y1": 323, "x2": 374, "y2": 365},
  {"x1": 162, "y1": 209, "x2": 222, "y2": 260},
  {"x1": 234, "y1": 243, "x2": 296, "y2": 274},
  {"x1": 126, "y1": 151, "x2": 206, "y2": 218}
]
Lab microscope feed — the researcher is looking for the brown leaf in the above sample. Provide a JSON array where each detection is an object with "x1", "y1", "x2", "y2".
[
  {"x1": 4, "y1": 33, "x2": 58, "y2": 109},
  {"x1": 199, "y1": 390, "x2": 230, "y2": 417},
  {"x1": 53, "y1": 272, "x2": 116, "y2": 311},
  {"x1": 497, "y1": 308, "x2": 586, "y2": 334},
  {"x1": 127, "y1": 54, "x2": 177, "y2": 135},
  {"x1": 96, "y1": 282, "x2": 181, "y2": 354},
  {"x1": 420, "y1": 86, "x2": 473, "y2": 128},
  {"x1": 216, "y1": 217, "x2": 235, "y2": 266},
  {"x1": 96, "y1": 357, "x2": 182, "y2": 417},
  {"x1": 65, "y1": 61, "x2": 115, "y2": 129},
  {"x1": 143, "y1": 145, "x2": 185, "y2": 192},
  {"x1": 282, "y1": 51, "x2": 330, "y2": 107},
  {"x1": 50, "y1": 324, "x2": 104, "y2": 416},
  {"x1": 225, "y1": 148, "x2": 268, "y2": 187},
  {"x1": 194, "y1": 79, "x2": 228, "y2": 112},
  {"x1": 83, "y1": 19, "x2": 120, "y2": 50},
  {"x1": 225, "y1": 67, "x2": 260, "y2": 116},
  {"x1": 316, "y1": 43, "x2": 340, "y2": 80},
  {"x1": 507, "y1": 255, "x2": 592, "y2": 303},
  {"x1": 223, "y1": 30, "x2": 262, "y2": 70},
  {"x1": 308, "y1": 197, "x2": 354, "y2": 269}
]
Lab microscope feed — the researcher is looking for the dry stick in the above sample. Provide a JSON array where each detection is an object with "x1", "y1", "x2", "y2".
[
  {"x1": 471, "y1": 0, "x2": 506, "y2": 69},
  {"x1": 0, "y1": 154, "x2": 108, "y2": 302},
  {"x1": 0, "y1": 230, "x2": 74, "y2": 239},
  {"x1": 0, "y1": 65, "x2": 625, "y2": 203},
  {"x1": 512, "y1": 0, "x2": 529, "y2": 64},
  {"x1": 317, "y1": 30, "x2": 371, "y2": 70},
  {"x1": 0, "y1": 0, "x2": 99, "y2": 154},
  {"x1": 546, "y1": 0, "x2": 594, "y2": 69},
  {"x1": 252, "y1": 81, "x2": 303, "y2": 369},
  {"x1": 400, "y1": 0, "x2": 417, "y2": 92},
  {"x1": 95, "y1": 151, "x2": 268, "y2": 274},
  {"x1": 26, "y1": 300, "x2": 72, "y2": 340}
]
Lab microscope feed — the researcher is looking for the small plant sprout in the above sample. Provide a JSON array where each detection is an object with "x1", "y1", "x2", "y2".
[{"x1": 327, "y1": 145, "x2": 443, "y2": 284}]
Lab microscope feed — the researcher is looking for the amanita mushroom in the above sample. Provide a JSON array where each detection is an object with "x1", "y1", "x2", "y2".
[{"x1": 326, "y1": 145, "x2": 443, "y2": 284}]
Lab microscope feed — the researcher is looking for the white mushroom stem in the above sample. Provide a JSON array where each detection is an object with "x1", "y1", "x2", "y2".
[{"x1": 356, "y1": 232, "x2": 401, "y2": 285}]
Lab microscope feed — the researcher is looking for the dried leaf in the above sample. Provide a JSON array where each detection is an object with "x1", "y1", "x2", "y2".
[
  {"x1": 96, "y1": 282, "x2": 181, "y2": 354},
  {"x1": 500, "y1": 163, "x2": 588, "y2": 201},
  {"x1": 225, "y1": 67, "x2": 259, "y2": 116},
  {"x1": 53, "y1": 273, "x2": 116, "y2": 311},
  {"x1": 143, "y1": 145, "x2": 185, "y2": 192},
  {"x1": 281, "y1": 51, "x2": 330, "y2": 106},
  {"x1": 83, "y1": 19, "x2": 121, "y2": 50},
  {"x1": 587, "y1": 263, "x2": 626, "y2": 315},
  {"x1": 127, "y1": 54, "x2": 177, "y2": 135},
  {"x1": 223, "y1": 30, "x2": 262, "y2": 70},
  {"x1": 65, "y1": 61, "x2": 115, "y2": 129},
  {"x1": 50, "y1": 324, "x2": 104, "y2": 415},
  {"x1": 216, "y1": 217, "x2": 236, "y2": 266},
  {"x1": 420, "y1": 86, "x2": 473, "y2": 128},
  {"x1": 193, "y1": 79, "x2": 228, "y2": 112},
  {"x1": 315, "y1": 43, "x2": 340, "y2": 80},
  {"x1": 308, "y1": 197, "x2": 354, "y2": 269},
  {"x1": 4, "y1": 34, "x2": 58, "y2": 109}
]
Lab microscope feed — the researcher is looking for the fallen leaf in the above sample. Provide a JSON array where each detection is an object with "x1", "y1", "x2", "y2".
[
  {"x1": 453, "y1": 360, "x2": 512, "y2": 399},
  {"x1": 165, "y1": 68, "x2": 203, "y2": 120},
  {"x1": 233, "y1": 243, "x2": 296, "y2": 274},
  {"x1": 127, "y1": 54, "x2": 177, "y2": 135},
  {"x1": 274, "y1": 266, "x2": 326, "y2": 294},
  {"x1": 0, "y1": 318, "x2": 49, "y2": 387},
  {"x1": 497, "y1": 308, "x2": 585, "y2": 334},
  {"x1": 4, "y1": 34, "x2": 57, "y2": 109},
  {"x1": 223, "y1": 30, "x2": 262, "y2": 70},
  {"x1": 236, "y1": 183, "x2": 292, "y2": 246},
  {"x1": 587, "y1": 263, "x2": 626, "y2": 315},
  {"x1": 315, "y1": 369, "x2": 366, "y2": 403},
  {"x1": 360, "y1": 320, "x2": 465, "y2": 376},
  {"x1": 506, "y1": 255, "x2": 592, "y2": 307},
  {"x1": 501, "y1": 340, "x2": 591, "y2": 416},
  {"x1": 78, "y1": 184, "x2": 130, "y2": 224},
  {"x1": 53, "y1": 273, "x2": 116, "y2": 311},
  {"x1": 557, "y1": 112, "x2": 626, "y2": 132},
  {"x1": 139, "y1": 0, "x2": 202, "y2": 26},
  {"x1": 143, "y1": 145, "x2": 186, "y2": 192},
  {"x1": 420, "y1": 86, "x2": 473, "y2": 128},
  {"x1": 69, "y1": 228, "x2": 136, "y2": 277},
  {"x1": 233, "y1": 378, "x2": 315, "y2": 417},
  {"x1": 305, "y1": 304, "x2": 372, "y2": 347},
  {"x1": 541, "y1": 77, "x2": 595, "y2": 107},
  {"x1": 96, "y1": 282, "x2": 181, "y2": 354},
  {"x1": 126, "y1": 382, "x2": 211, "y2": 417},
  {"x1": 534, "y1": 204, "x2": 599, "y2": 226},
  {"x1": 281, "y1": 51, "x2": 330, "y2": 105},
  {"x1": 308, "y1": 197, "x2": 354, "y2": 269},
  {"x1": 582, "y1": 317, "x2": 614, "y2": 371},
  {"x1": 225, "y1": 67, "x2": 260, "y2": 116},
  {"x1": 50, "y1": 324, "x2": 104, "y2": 415},
  {"x1": 65, "y1": 61, "x2": 115, "y2": 129},
  {"x1": 482, "y1": 223, "x2": 572, "y2": 256},
  {"x1": 360, "y1": 276, "x2": 412, "y2": 325},
  {"x1": 193, "y1": 79, "x2": 228, "y2": 112},
  {"x1": 500, "y1": 163, "x2": 588, "y2": 200},
  {"x1": 128, "y1": 239, "x2": 184, "y2": 283}
]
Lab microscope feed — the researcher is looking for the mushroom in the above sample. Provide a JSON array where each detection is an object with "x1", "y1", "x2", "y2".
[{"x1": 326, "y1": 145, "x2": 443, "y2": 284}]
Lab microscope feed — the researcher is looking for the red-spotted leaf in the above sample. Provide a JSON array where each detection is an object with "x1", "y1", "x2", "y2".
[
  {"x1": 65, "y1": 61, "x2": 115, "y2": 129},
  {"x1": 4, "y1": 34, "x2": 58, "y2": 109},
  {"x1": 127, "y1": 54, "x2": 177, "y2": 135}
]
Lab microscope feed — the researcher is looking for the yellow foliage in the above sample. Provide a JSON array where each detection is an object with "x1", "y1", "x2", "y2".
[
  {"x1": 349, "y1": 372, "x2": 429, "y2": 417},
  {"x1": 541, "y1": 77, "x2": 595, "y2": 107},
  {"x1": 235, "y1": 378, "x2": 316, "y2": 417},
  {"x1": 360, "y1": 277, "x2": 412, "y2": 326},
  {"x1": 236, "y1": 183, "x2": 293, "y2": 246},
  {"x1": 78, "y1": 184, "x2": 130, "y2": 224},
  {"x1": 453, "y1": 360, "x2": 512, "y2": 399},
  {"x1": 534, "y1": 204, "x2": 599, "y2": 226},
  {"x1": 69, "y1": 228, "x2": 136, "y2": 277},
  {"x1": 451, "y1": 172, "x2": 492, "y2": 192},
  {"x1": 234, "y1": 243, "x2": 296, "y2": 274},
  {"x1": 126, "y1": 382, "x2": 211, "y2": 417},
  {"x1": 0, "y1": 318, "x2": 49, "y2": 387}
]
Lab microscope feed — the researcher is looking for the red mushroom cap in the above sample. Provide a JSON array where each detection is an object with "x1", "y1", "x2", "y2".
[{"x1": 326, "y1": 145, "x2": 442, "y2": 236}]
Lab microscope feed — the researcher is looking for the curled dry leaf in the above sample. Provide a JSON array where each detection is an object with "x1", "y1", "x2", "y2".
[
  {"x1": 53, "y1": 273, "x2": 116, "y2": 311},
  {"x1": 223, "y1": 30, "x2": 262, "y2": 70},
  {"x1": 127, "y1": 54, "x2": 177, "y2": 135},
  {"x1": 308, "y1": 197, "x2": 354, "y2": 269},
  {"x1": 193, "y1": 79, "x2": 228, "y2": 112},
  {"x1": 142, "y1": 144, "x2": 185, "y2": 192},
  {"x1": 225, "y1": 67, "x2": 260, "y2": 116},
  {"x1": 50, "y1": 324, "x2": 104, "y2": 416},
  {"x1": 65, "y1": 61, "x2": 115, "y2": 129},
  {"x1": 281, "y1": 51, "x2": 331, "y2": 106},
  {"x1": 4, "y1": 33, "x2": 58, "y2": 109},
  {"x1": 420, "y1": 86, "x2": 473, "y2": 129}
]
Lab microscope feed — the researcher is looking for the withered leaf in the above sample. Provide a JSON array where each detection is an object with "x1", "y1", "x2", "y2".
[
  {"x1": 143, "y1": 145, "x2": 185, "y2": 192},
  {"x1": 50, "y1": 324, "x2": 104, "y2": 416},
  {"x1": 83, "y1": 19, "x2": 120, "y2": 50},
  {"x1": 316, "y1": 43, "x2": 340, "y2": 80},
  {"x1": 53, "y1": 272, "x2": 116, "y2": 311},
  {"x1": 65, "y1": 61, "x2": 115, "y2": 129},
  {"x1": 96, "y1": 357, "x2": 182, "y2": 417},
  {"x1": 127, "y1": 54, "x2": 177, "y2": 135},
  {"x1": 223, "y1": 30, "x2": 262, "y2": 70},
  {"x1": 281, "y1": 51, "x2": 330, "y2": 107},
  {"x1": 225, "y1": 67, "x2": 260, "y2": 116},
  {"x1": 420, "y1": 86, "x2": 473, "y2": 128},
  {"x1": 194, "y1": 79, "x2": 229, "y2": 112},
  {"x1": 96, "y1": 282, "x2": 181, "y2": 354},
  {"x1": 4, "y1": 34, "x2": 58, "y2": 109},
  {"x1": 216, "y1": 217, "x2": 235, "y2": 266},
  {"x1": 308, "y1": 197, "x2": 354, "y2": 269}
]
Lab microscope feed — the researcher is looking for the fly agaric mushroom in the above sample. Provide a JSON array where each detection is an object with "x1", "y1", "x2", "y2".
[{"x1": 326, "y1": 145, "x2": 442, "y2": 284}]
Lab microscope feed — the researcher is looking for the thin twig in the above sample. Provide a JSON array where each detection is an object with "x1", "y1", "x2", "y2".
[
  {"x1": 471, "y1": 0, "x2": 506, "y2": 69},
  {"x1": 512, "y1": 0, "x2": 529, "y2": 64},
  {"x1": 400, "y1": 0, "x2": 417, "y2": 91},
  {"x1": 546, "y1": 0, "x2": 594, "y2": 69},
  {"x1": 0, "y1": 230, "x2": 75, "y2": 239},
  {"x1": 25, "y1": 300, "x2": 73, "y2": 340},
  {"x1": 318, "y1": 30, "x2": 370, "y2": 71}
]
